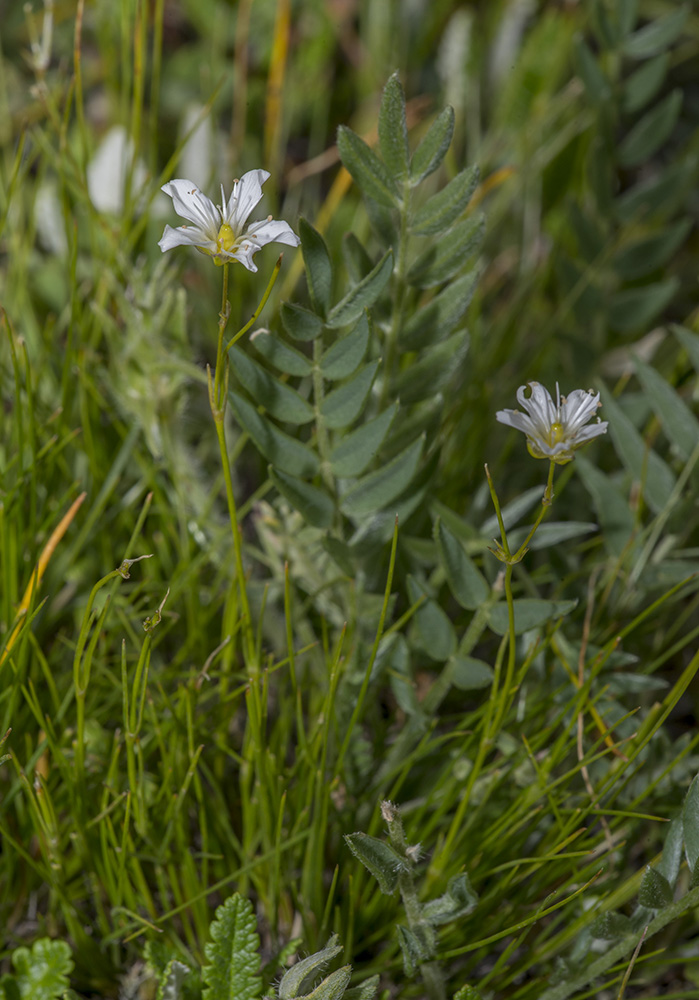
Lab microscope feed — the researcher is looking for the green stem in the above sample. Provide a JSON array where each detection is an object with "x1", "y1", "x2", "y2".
[
  {"x1": 312, "y1": 337, "x2": 334, "y2": 492},
  {"x1": 381, "y1": 177, "x2": 411, "y2": 406}
]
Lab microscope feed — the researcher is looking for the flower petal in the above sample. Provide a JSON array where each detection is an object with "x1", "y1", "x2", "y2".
[
  {"x1": 158, "y1": 223, "x2": 216, "y2": 254},
  {"x1": 226, "y1": 169, "x2": 270, "y2": 230},
  {"x1": 245, "y1": 217, "x2": 301, "y2": 248},
  {"x1": 161, "y1": 179, "x2": 220, "y2": 237},
  {"x1": 517, "y1": 382, "x2": 557, "y2": 433},
  {"x1": 495, "y1": 408, "x2": 536, "y2": 436},
  {"x1": 561, "y1": 389, "x2": 601, "y2": 432}
]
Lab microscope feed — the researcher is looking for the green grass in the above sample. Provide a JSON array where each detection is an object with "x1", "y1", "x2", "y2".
[{"x1": 2, "y1": 1, "x2": 699, "y2": 998}]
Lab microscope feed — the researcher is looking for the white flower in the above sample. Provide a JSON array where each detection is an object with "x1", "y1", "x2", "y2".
[
  {"x1": 496, "y1": 381, "x2": 608, "y2": 464},
  {"x1": 158, "y1": 170, "x2": 300, "y2": 270}
]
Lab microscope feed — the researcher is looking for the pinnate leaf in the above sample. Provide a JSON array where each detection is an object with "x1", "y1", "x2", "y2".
[
  {"x1": 300, "y1": 218, "x2": 333, "y2": 316},
  {"x1": 326, "y1": 250, "x2": 393, "y2": 329},
  {"x1": 330, "y1": 402, "x2": 398, "y2": 477},
  {"x1": 321, "y1": 314, "x2": 369, "y2": 380},
  {"x1": 412, "y1": 166, "x2": 480, "y2": 236},
  {"x1": 321, "y1": 360, "x2": 380, "y2": 430},
  {"x1": 337, "y1": 126, "x2": 397, "y2": 208},
  {"x1": 410, "y1": 107, "x2": 455, "y2": 183},
  {"x1": 340, "y1": 435, "x2": 423, "y2": 516},
  {"x1": 270, "y1": 468, "x2": 334, "y2": 528},
  {"x1": 379, "y1": 72, "x2": 409, "y2": 180}
]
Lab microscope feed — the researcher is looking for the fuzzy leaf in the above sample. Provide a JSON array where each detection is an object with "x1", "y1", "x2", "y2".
[
  {"x1": 202, "y1": 894, "x2": 261, "y2": 1000},
  {"x1": 344, "y1": 976, "x2": 380, "y2": 1000},
  {"x1": 304, "y1": 966, "x2": 352, "y2": 1000},
  {"x1": 487, "y1": 599, "x2": 577, "y2": 636},
  {"x1": 435, "y1": 519, "x2": 489, "y2": 610},
  {"x1": 576, "y1": 456, "x2": 634, "y2": 556},
  {"x1": 402, "y1": 270, "x2": 479, "y2": 350},
  {"x1": 230, "y1": 346, "x2": 314, "y2": 424},
  {"x1": 270, "y1": 468, "x2": 334, "y2": 528},
  {"x1": 574, "y1": 38, "x2": 610, "y2": 103},
  {"x1": 657, "y1": 817, "x2": 684, "y2": 887},
  {"x1": 342, "y1": 232, "x2": 374, "y2": 283},
  {"x1": 10, "y1": 940, "x2": 73, "y2": 1000},
  {"x1": 279, "y1": 936, "x2": 343, "y2": 1000},
  {"x1": 157, "y1": 960, "x2": 191, "y2": 1000},
  {"x1": 410, "y1": 107, "x2": 455, "y2": 183},
  {"x1": 412, "y1": 166, "x2": 480, "y2": 236},
  {"x1": 618, "y1": 90, "x2": 682, "y2": 168},
  {"x1": 450, "y1": 656, "x2": 494, "y2": 691},
  {"x1": 613, "y1": 220, "x2": 691, "y2": 280},
  {"x1": 321, "y1": 360, "x2": 379, "y2": 429},
  {"x1": 250, "y1": 329, "x2": 312, "y2": 376},
  {"x1": 394, "y1": 330, "x2": 469, "y2": 404},
  {"x1": 330, "y1": 402, "x2": 398, "y2": 477},
  {"x1": 344, "y1": 832, "x2": 405, "y2": 894},
  {"x1": 407, "y1": 575, "x2": 457, "y2": 662},
  {"x1": 623, "y1": 5, "x2": 689, "y2": 58},
  {"x1": 337, "y1": 126, "x2": 397, "y2": 208},
  {"x1": 326, "y1": 251, "x2": 393, "y2": 329},
  {"x1": 379, "y1": 73, "x2": 409, "y2": 180},
  {"x1": 608, "y1": 278, "x2": 679, "y2": 332},
  {"x1": 321, "y1": 314, "x2": 369, "y2": 380},
  {"x1": 300, "y1": 218, "x2": 333, "y2": 316},
  {"x1": 683, "y1": 774, "x2": 699, "y2": 872},
  {"x1": 229, "y1": 391, "x2": 319, "y2": 477},
  {"x1": 281, "y1": 301, "x2": 325, "y2": 342},
  {"x1": 408, "y1": 215, "x2": 484, "y2": 288},
  {"x1": 633, "y1": 356, "x2": 699, "y2": 461},
  {"x1": 638, "y1": 866, "x2": 673, "y2": 909},
  {"x1": 601, "y1": 388, "x2": 676, "y2": 514},
  {"x1": 340, "y1": 435, "x2": 423, "y2": 516},
  {"x1": 623, "y1": 53, "x2": 668, "y2": 114},
  {"x1": 591, "y1": 911, "x2": 632, "y2": 940},
  {"x1": 422, "y1": 873, "x2": 478, "y2": 926}
]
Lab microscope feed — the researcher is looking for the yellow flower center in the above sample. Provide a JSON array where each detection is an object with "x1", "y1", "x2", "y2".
[
  {"x1": 549, "y1": 421, "x2": 566, "y2": 445},
  {"x1": 217, "y1": 222, "x2": 237, "y2": 253}
]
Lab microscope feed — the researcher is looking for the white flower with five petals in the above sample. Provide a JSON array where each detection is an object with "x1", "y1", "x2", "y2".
[
  {"x1": 496, "y1": 381, "x2": 608, "y2": 464},
  {"x1": 158, "y1": 170, "x2": 300, "y2": 270}
]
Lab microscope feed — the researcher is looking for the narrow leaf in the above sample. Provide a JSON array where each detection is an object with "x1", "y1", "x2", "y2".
[
  {"x1": 281, "y1": 301, "x2": 324, "y2": 342},
  {"x1": 623, "y1": 53, "x2": 668, "y2": 114},
  {"x1": 608, "y1": 278, "x2": 679, "y2": 333},
  {"x1": 683, "y1": 774, "x2": 699, "y2": 872},
  {"x1": 576, "y1": 455, "x2": 634, "y2": 556},
  {"x1": 623, "y1": 5, "x2": 689, "y2": 58},
  {"x1": 279, "y1": 936, "x2": 343, "y2": 1000},
  {"x1": 344, "y1": 975, "x2": 380, "y2": 1000},
  {"x1": 229, "y1": 391, "x2": 319, "y2": 477},
  {"x1": 379, "y1": 72, "x2": 409, "y2": 180},
  {"x1": 330, "y1": 402, "x2": 398, "y2": 477},
  {"x1": 270, "y1": 468, "x2": 334, "y2": 528},
  {"x1": 633, "y1": 356, "x2": 699, "y2": 460},
  {"x1": 300, "y1": 218, "x2": 332, "y2": 316},
  {"x1": 342, "y1": 232, "x2": 374, "y2": 283},
  {"x1": 408, "y1": 214, "x2": 485, "y2": 288},
  {"x1": 613, "y1": 220, "x2": 691, "y2": 280},
  {"x1": 250, "y1": 328, "x2": 312, "y2": 376},
  {"x1": 321, "y1": 313, "x2": 369, "y2": 380},
  {"x1": 202, "y1": 894, "x2": 261, "y2": 1000},
  {"x1": 341, "y1": 435, "x2": 423, "y2": 516},
  {"x1": 487, "y1": 599, "x2": 578, "y2": 636},
  {"x1": 618, "y1": 90, "x2": 682, "y2": 168},
  {"x1": 435, "y1": 519, "x2": 489, "y2": 610},
  {"x1": 410, "y1": 107, "x2": 455, "y2": 183},
  {"x1": 304, "y1": 967, "x2": 352, "y2": 1000},
  {"x1": 394, "y1": 329, "x2": 469, "y2": 404},
  {"x1": 673, "y1": 324, "x2": 699, "y2": 374},
  {"x1": 344, "y1": 832, "x2": 405, "y2": 894},
  {"x1": 230, "y1": 346, "x2": 314, "y2": 424},
  {"x1": 657, "y1": 817, "x2": 684, "y2": 887},
  {"x1": 402, "y1": 269, "x2": 479, "y2": 350},
  {"x1": 412, "y1": 166, "x2": 480, "y2": 236},
  {"x1": 574, "y1": 38, "x2": 610, "y2": 103},
  {"x1": 326, "y1": 250, "x2": 393, "y2": 328},
  {"x1": 321, "y1": 360, "x2": 380, "y2": 429},
  {"x1": 337, "y1": 125, "x2": 397, "y2": 207},
  {"x1": 407, "y1": 575, "x2": 457, "y2": 661}
]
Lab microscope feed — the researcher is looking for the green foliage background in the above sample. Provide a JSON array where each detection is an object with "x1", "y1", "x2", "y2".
[{"x1": 2, "y1": 0, "x2": 699, "y2": 998}]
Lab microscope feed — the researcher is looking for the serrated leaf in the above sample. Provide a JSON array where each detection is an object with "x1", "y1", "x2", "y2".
[
  {"x1": 450, "y1": 656, "x2": 494, "y2": 691},
  {"x1": 613, "y1": 220, "x2": 691, "y2": 280},
  {"x1": 487, "y1": 599, "x2": 578, "y2": 636},
  {"x1": 574, "y1": 38, "x2": 610, "y2": 103},
  {"x1": 330, "y1": 402, "x2": 398, "y2": 477},
  {"x1": 379, "y1": 72, "x2": 409, "y2": 180},
  {"x1": 321, "y1": 360, "x2": 379, "y2": 429},
  {"x1": 408, "y1": 214, "x2": 484, "y2": 288},
  {"x1": 230, "y1": 346, "x2": 314, "y2": 424},
  {"x1": 618, "y1": 90, "x2": 682, "y2": 168},
  {"x1": 657, "y1": 817, "x2": 684, "y2": 887},
  {"x1": 157, "y1": 960, "x2": 191, "y2": 1000},
  {"x1": 576, "y1": 456, "x2": 634, "y2": 556},
  {"x1": 412, "y1": 166, "x2": 480, "y2": 236},
  {"x1": 229, "y1": 391, "x2": 319, "y2": 477},
  {"x1": 407, "y1": 575, "x2": 457, "y2": 661},
  {"x1": 341, "y1": 435, "x2": 423, "y2": 516},
  {"x1": 326, "y1": 250, "x2": 393, "y2": 329},
  {"x1": 683, "y1": 774, "x2": 699, "y2": 872},
  {"x1": 281, "y1": 301, "x2": 325, "y2": 342},
  {"x1": 608, "y1": 278, "x2": 679, "y2": 333},
  {"x1": 633, "y1": 356, "x2": 699, "y2": 460},
  {"x1": 270, "y1": 468, "x2": 334, "y2": 528},
  {"x1": 638, "y1": 866, "x2": 673, "y2": 908},
  {"x1": 410, "y1": 107, "x2": 455, "y2": 183},
  {"x1": 623, "y1": 53, "x2": 668, "y2": 114},
  {"x1": 202, "y1": 894, "x2": 261, "y2": 1000},
  {"x1": 344, "y1": 832, "x2": 405, "y2": 894},
  {"x1": 279, "y1": 936, "x2": 343, "y2": 1000},
  {"x1": 673, "y1": 324, "x2": 699, "y2": 374},
  {"x1": 342, "y1": 232, "x2": 374, "y2": 283},
  {"x1": 250, "y1": 329, "x2": 312, "y2": 376},
  {"x1": 321, "y1": 314, "x2": 369, "y2": 380},
  {"x1": 394, "y1": 330, "x2": 469, "y2": 404},
  {"x1": 300, "y1": 218, "x2": 332, "y2": 316},
  {"x1": 402, "y1": 270, "x2": 479, "y2": 350},
  {"x1": 337, "y1": 126, "x2": 397, "y2": 208},
  {"x1": 601, "y1": 388, "x2": 676, "y2": 514},
  {"x1": 435, "y1": 519, "x2": 488, "y2": 610},
  {"x1": 344, "y1": 975, "x2": 380, "y2": 1000},
  {"x1": 10, "y1": 940, "x2": 73, "y2": 1000},
  {"x1": 623, "y1": 5, "x2": 689, "y2": 58}
]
